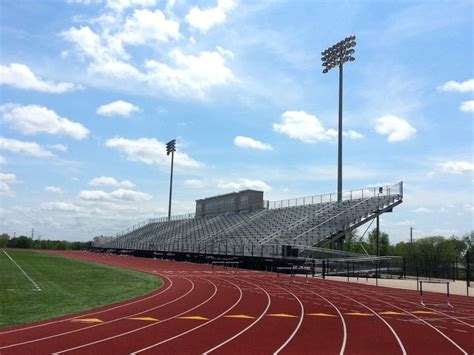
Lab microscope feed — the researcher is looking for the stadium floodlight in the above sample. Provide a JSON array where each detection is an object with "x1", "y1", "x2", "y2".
[
  {"x1": 166, "y1": 139, "x2": 176, "y2": 221},
  {"x1": 322, "y1": 35, "x2": 356, "y2": 202}
]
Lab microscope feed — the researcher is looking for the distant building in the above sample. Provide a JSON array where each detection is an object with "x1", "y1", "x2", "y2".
[{"x1": 195, "y1": 190, "x2": 265, "y2": 217}]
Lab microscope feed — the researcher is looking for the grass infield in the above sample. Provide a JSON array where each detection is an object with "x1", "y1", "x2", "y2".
[{"x1": 0, "y1": 250, "x2": 163, "y2": 328}]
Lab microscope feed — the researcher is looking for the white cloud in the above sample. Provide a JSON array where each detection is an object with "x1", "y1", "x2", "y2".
[
  {"x1": 186, "y1": 0, "x2": 237, "y2": 32},
  {"x1": 374, "y1": 114, "x2": 416, "y2": 142},
  {"x1": 41, "y1": 202, "x2": 83, "y2": 212},
  {"x1": 144, "y1": 49, "x2": 234, "y2": 99},
  {"x1": 120, "y1": 9, "x2": 180, "y2": 45},
  {"x1": 0, "y1": 156, "x2": 6, "y2": 164},
  {"x1": 0, "y1": 173, "x2": 16, "y2": 184},
  {"x1": 0, "y1": 183, "x2": 13, "y2": 197},
  {"x1": 97, "y1": 100, "x2": 139, "y2": 117},
  {"x1": 0, "y1": 104, "x2": 89, "y2": 140},
  {"x1": 414, "y1": 207, "x2": 431, "y2": 213},
  {"x1": 217, "y1": 178, "x2": 271, "y2": 191},
  {"x1": 460, "y1": 100, "x2": 474, "y2": 113},
  {"x1": 216, "y1": 46, "x2": 234, "y2": 59},
  {"x1": 44, "y1": 186, "x2": 63, "y2": 193},
  {"x1": 62, "y1": 13, "x2": 234, "y2": 101},
  {"x1": 106, "y1": 0, "x2": 157, "y2": 12},
  {"x1": 79, "y1": 188, "x2": 152, "y2": 201},
  {"x1": 345, "y1": 130, "x2": 364, "y2": 139},
  {"x1": 105, "y1": 137, "x2": 202, "y2": 168},
  {"x1": 89, "y1": 176, "x2": 135, "y2": 188},
  {"x1": 61, "y1": 26, "x2": 127, "y2": 63},
  {"x1": 48, "y1": 144, "x2": 68, "y2": 152},
  {"x1": 0, "y1": 137, "x2": 54, "y2": 158},
  {"x1": 437, "y1": 160, "x2": 474, "y2": 175},
  {"x1": 184, "y1": 179, "x2": 206, "y2": 188},
  {"x1": 0, "y1": 173, "x2": 16, "y2": 197},
  {"x1": 234, "y1": 136, "x2": 272, "y2": 151},
  {"x1": 438, "y1": 78, "x2": 474, "y2": 93},
  {"x1": 89, "y1": 60, "x2": 143, "y2": 81},
  {"x1": 67, "y1": 0, "x2": 103, "y2": 4},
  {"x1": 273, "y1": 111, "x2": 363, "y2": 144},
  {"x1": 273, "y1": 111, "x2": 331, "y2": 143},
  {"x1": 0, "y1": 63, "x2": 77, "y2": 93}
]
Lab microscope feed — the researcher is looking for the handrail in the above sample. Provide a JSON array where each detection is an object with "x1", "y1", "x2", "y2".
[
  {"x1": 293, "y1": 193, "x2": 400, "y2": 242},
  {"x1": 268, "y1": 182, "x2": 402, "y2": 210},
  {"x1": 292, "y1": 197, "x2": 371, "y2": 241}
]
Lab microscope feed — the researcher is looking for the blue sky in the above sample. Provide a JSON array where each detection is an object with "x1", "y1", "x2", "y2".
[{"x1": 0, "y1": 0, "x2": 472, "y2": 242}]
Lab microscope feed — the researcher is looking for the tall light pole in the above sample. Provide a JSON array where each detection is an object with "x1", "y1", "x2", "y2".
[
  {"x1": 322, "y1": 35, "x2": 356, "y2": 202},
  {"x1": 166, "y1": 139, "x2": 176, "y2": 221}
]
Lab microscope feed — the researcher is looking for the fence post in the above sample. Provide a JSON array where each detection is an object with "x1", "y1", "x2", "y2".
[
  {"x1": 455, "y1": 256, "x2": 459, "y2": 280},
  {"x1": 416, "y1": 266, "x2": 419, "y2": 290},
  {"x1": 322, "y1": 260, "x2": 326, "y2": 279},
  {"x1": 347, "y1": 260, "x2": 350, "y2": 282},
  {"x1": 403, "y1": 257, "x2": 406, "y2": 280},
  {"x1": 452, "y1": 260, "x2": 456, "y2": 281},
  {"x1": 466, "y1": 251, "x2": 471, "y2": 296}
]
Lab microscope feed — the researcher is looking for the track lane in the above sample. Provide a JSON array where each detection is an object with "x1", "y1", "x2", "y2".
[
  {"x1": 203, "y1": 276, "x2": 304, "y2": 354},
  {"x1": 306, "y1": 278, "x2": 471, "y2": 354}
]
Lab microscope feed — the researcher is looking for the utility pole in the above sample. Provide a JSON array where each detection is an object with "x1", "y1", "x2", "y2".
[
  {"x1": 31, "y1": 228, "x2": 34, "y2": 240},
  {"x1": 410, "y1": 227, "x2": 414, "y2": 244}
]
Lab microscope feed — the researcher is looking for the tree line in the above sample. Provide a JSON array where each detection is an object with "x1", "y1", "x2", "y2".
[
  {"x1": 0, "y1": 233, "x2": 92, "y2": 250},
  {"x1": 343, "y1": 229, "x2": 473, "y2": 278}
]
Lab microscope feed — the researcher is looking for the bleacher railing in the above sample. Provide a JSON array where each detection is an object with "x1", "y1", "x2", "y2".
[{"x1": 268, "y1": 182, "x2": 402, "y2": 209}]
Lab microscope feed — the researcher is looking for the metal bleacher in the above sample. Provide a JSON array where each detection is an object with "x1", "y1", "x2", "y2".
[{"x1": 94, "y1": 182, "x2": 403, "y2": 259}]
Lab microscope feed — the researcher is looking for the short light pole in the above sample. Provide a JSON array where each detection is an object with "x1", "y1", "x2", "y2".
[
  {"x1": 166, "y1": 139, "x2": 176, "y2": 221},
  {"x1": 322, "y1": 35, "x2": 356, "y2": 202}
]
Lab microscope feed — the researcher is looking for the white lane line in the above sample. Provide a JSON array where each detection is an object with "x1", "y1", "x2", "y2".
[
  {"x1": 202, "y1": 279, "x2": 272, "y2": 354},
  {"x1": 0, "y1": 275, "x2": 186, "y2": 350},
  {"x1": 0, "y1": 263, "x2": 172, "y2": 335},
  {"x1": 131, "y1": 278, "x2": 244, "y2": 354},
  {"x1": 54, "y1": 277, "x2": 218, "y2": 354},
  {"x1": 306, "y1": 282, "x2": 406, "y2": 355},
  {"x1": 341, "y1": 282, "x2": 474, "y2": 328},
  {"x1": 294, "y1": 284, "x2": 347, "y2": 355},
  {"x1": 2, "y1": 249, "x2": 41, "y2": 292},
  {"x1": 273, "y1": 283, "x2": 305, "y2": 355},
  {"x1": 314, "y1": 281, "x2": 467, "y2": 355}
]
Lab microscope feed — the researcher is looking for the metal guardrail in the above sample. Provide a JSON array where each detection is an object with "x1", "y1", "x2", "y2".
[{"x1": 268, "y1": 182, "x2": 402, "y2": 209}]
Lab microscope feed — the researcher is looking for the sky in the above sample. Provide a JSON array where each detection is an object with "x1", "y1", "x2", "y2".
[{"x1": 0, "y1": 0, "x2": 472, "y2": 243}]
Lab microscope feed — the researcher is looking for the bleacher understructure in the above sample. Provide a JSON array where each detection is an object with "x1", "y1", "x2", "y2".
[{"x1": 94, "y1": 182, "x2": 403, "y2": 260}]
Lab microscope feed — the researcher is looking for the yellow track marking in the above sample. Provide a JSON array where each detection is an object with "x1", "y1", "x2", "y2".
[
  {"x1": 128, "y1": 317, "x2": 159, "y2": 322},
  {"x1": 344, "y1": 312, "x2": 373, "y2": 316},
  {"x1": 71, "y1": 318, "x2": 103, "y2": 323},
  {"x1": 267, "y1": 313, "x2": 298, "y2": 318},
  {"x1": 412, "y1": 311, "x2": 435, "y2": 315},
  {"x1": 224, "y1": 315, "x2": 256, "y2": 319},
  {"x1": 178, "y1": 316, "x2": 209, "y2": 320},
  {"x1": 307, "y1": 313, "x2": 337, "y2": 317},
  {"x1": 379, "y1": 311, "x2": 407, "y2": 316}
]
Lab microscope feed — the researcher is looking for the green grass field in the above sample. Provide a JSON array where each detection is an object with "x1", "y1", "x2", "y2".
[{"x1": 0, "y1": 249, "x2": 163, "y2": 328}]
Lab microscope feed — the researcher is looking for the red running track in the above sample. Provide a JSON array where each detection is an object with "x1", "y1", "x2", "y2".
[{"x1": 1, "y1": 251, "x2": 473, "y2": 354}]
